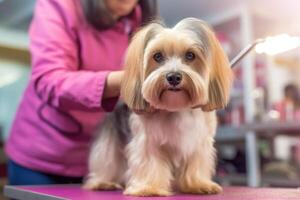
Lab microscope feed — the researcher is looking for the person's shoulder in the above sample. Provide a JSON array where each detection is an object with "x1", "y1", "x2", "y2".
[
  {"x1": 36, "y1": 0, "x2": 76, "y2": 10},
  {"x1": 41, "y1": 0, "x2": 79, "y2": 14},
  {"x1": 36, "y1": 0, "x2": 82, "y2": 27}
]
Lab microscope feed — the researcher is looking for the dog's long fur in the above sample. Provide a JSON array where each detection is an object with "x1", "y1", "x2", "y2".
[{"x1": 84, "y1": 18, "x2": 233, "y2": 196}]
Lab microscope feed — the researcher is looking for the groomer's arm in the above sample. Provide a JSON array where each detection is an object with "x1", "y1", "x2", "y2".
[{"x1": 31, "y1": 0, "x2": 120, "y2": 112}]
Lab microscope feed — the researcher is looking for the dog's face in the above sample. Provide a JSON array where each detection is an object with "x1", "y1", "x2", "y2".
[{"x1": 121, "y1": 18, "x2": 233, "y2": 112}]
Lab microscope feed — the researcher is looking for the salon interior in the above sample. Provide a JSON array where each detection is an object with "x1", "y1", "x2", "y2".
[{"x1": 1, "y1": 0, "x2": 300, "y2": 199}]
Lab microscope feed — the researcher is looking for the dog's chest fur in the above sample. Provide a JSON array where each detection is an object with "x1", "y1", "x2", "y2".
[{"x1": 130, "y1": 109, "x2": 216, "y2": 168}]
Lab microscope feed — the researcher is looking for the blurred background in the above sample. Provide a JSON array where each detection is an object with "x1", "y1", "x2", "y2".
[{"x1": 1, "y1": 0, "x2": 300, "y2": 197}]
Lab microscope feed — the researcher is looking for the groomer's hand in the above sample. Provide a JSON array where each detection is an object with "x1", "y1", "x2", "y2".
[
  {"x1": 107, "y1": 71, "x2": 158, "y2": 114},
  {"x1": 103, "y1": 71, "x2": 124, "y2": 99}
]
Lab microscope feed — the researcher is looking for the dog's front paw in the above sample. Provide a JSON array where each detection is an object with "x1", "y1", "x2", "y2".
[
  {"x1": 83, "y1": 179, "x2": 123, "y2": 191},
  {"x1": 180, "y1": 181, "x2": 222, "y2": 194},
  {"x1": 199, "y1": 181, "x2": 222, "y2": 194},
  {"x1": 124, "y1": 185, "x2": 172, "y2": 196}
]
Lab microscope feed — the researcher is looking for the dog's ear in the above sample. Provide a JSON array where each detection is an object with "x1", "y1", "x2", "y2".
[
  {"x1": 175, "y1": 18, "x2": 233, "y2": 111},
  {"x1": 121, "y1": 23, "x2": 163, "y2": 112},
  {"x1": 201, "y1": 22, "x2": 233, "y2": 111}
]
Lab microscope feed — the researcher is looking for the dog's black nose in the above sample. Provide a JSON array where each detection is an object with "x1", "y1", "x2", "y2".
[{"x1": 166, "y1": 72, "x2": 182, "y2": 86}]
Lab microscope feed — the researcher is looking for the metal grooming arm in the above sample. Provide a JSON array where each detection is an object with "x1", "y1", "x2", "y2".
[{"x1": 230, "y1": 39, "x2": 265, "y2": 68}]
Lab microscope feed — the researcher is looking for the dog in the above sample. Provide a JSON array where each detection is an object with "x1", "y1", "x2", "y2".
[{"x1": 83, "y1": 18, "x2": 233, "y2": 196}]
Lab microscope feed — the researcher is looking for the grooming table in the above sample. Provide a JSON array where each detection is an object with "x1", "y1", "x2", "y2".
[{"x1": 4, "y1": 185, "x2": 300, "y2": 200}]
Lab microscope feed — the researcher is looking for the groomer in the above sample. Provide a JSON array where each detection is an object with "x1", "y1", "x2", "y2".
[{"x1": 5, "y1": 0, "x2": 157, "y2": 185}]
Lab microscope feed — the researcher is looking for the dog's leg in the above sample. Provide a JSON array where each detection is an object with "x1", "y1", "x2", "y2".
[
  {"x1": 123, "y1": 134, "x2": 173, "y2": 196},
  {"x1": 83, "y1": 126, "x2": 126, "y2": 190},
  {"x1": 177, "y1": 138, "x2": 222, "y2": 194}
]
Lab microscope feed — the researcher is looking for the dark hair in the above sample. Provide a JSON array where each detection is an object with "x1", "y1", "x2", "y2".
[
  {"x1": 80, "y1": 0, "x2": 157, "y2": 30},
  {"x1": 284, "y1": 83, "x2": 299, "y2": 102}
]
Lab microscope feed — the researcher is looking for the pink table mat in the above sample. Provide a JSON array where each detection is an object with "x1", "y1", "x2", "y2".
[{"x1": 8, "y1": 185, "x2": 300, "y2": 200}]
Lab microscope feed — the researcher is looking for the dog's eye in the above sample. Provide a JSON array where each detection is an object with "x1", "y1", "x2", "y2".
[
  {"x1": 153, "y1": 52, "x2": 164, "y2": 63},
  {"x1": 185, "y1": 52, "x2": 195, "y2": 61}
]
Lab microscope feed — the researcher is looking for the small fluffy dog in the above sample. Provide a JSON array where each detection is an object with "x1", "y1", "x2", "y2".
[{"x1": 84, "y1": 18, "x2": 233, "y2": 196}]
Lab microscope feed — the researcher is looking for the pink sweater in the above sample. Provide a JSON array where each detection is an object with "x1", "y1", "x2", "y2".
[{"x1": 5, "y1": 0, "x2": 141, "y2": 177}]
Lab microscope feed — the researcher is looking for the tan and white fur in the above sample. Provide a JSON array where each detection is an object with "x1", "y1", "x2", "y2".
[{"x1": 84, "y1": 18, "x2": 233, "y2": 196}]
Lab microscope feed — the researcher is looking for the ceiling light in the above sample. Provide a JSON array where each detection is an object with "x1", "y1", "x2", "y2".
[{"x1": 255, "y1": 34, "x2": 300, "y2": 55}]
